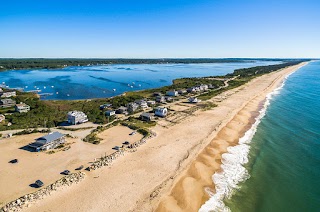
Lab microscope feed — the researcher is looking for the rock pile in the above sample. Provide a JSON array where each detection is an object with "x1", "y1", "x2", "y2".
[
  {"x1": 0, "y1": 172, "x2": 85, "y2": 212},
  {"x1": 88, "y1": 132, "x2": 156, "y2": 170}
]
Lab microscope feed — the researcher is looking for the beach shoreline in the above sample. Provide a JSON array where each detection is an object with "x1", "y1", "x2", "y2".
[
  {"x1": 155, "y1": 62, "x2": 308, "y2": 212},
  {"x1": 8, "y1": 62, "x2": 307, "y2": 212}
]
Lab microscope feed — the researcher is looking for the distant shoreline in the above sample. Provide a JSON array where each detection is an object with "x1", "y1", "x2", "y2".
[{"x1": 0, "y1": 58, "x2": 297, "y2": 72}]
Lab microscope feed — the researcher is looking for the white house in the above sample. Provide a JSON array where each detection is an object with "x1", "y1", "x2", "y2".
[
  {"x1": 135, "y1": 100, "x2": 148, "y2": 109},
  {"x1": 0, "y1": 114, "x2": 5, "y2": 122},
  {"x1": 156, "y1": 96, "x2": 166, "y2": 103},
  {"x1": 67, "y1": 111, "x2": 88, "y2": 125},
  {"x1": 15, "y1": 102, "x2": 30, "y2": 113},
  {"x1": 147, "y1": 100, "x2": 156, "y2": 106},
  {"x1": 127, "y1": 102, "x2": 139, "y2": 113},
  {"x1": 0, "y1": 91, "x2": 16, "y2": 98},
  {"x1": 166, "y1": 90, "x2": 178, "y2": 96},
  {"x1": 155, "y1": 107, "x2": 168, "y2": 117}
]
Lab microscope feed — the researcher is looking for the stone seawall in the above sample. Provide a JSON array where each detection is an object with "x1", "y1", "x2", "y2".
[
  {"x1": 88, "y1": 132, "x2": 156, "y2": 171},
  {"x1": 0, "y1": 172, "x2": 85, "y2": 212}
]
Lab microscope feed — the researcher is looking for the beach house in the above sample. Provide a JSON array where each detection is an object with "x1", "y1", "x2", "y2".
[
  {"x1": 166, "y1": 90, "x2": 178, "y2": 96},
  {"x1": 0, "y1": 99, "x2": 16, "y2": 108},
  {"x1": 0, "y1": 91, "x2": 16, "y2": 98},
  {"x1": 105, "y1": 110, "x2": 116, "y2": 116},
  {"x1": 0, "y1": 114, "x2": 5, "y2": 122},
  {"x1": 140, "y1": 112, "x2": 154, "y2": 121},
  {"x1": 188, "y1": 97, "x2": 201, "y2": 103},
  {"x1": 100, "y1": 103, "x2": 112, "y2": 110},
  {"x1": 178, "y1": 89, "x2": 187, "y2": 95},
  {"x1": 28, "y1": 132, "x2": 66, "y2": 152},
  {"x1": 135, "y1": 100, "x2": 148, "y2": 109},
  {"x1": 67, "y1": 111, "x2": 88, "y2": 125},
  {"x1": 127, "y1": 102, "x2": 139, "y2": 113},
  {"x1": 15, "y1": 102, "x2": 30, "y2": 113},
  {"x1": 116, "y1": 106, "x2": 128, "y2": 114},
  {"x1": 156, "y1": 96, "x2": 166, "y2": 103},
  {"x1": 147, "y1": 100, "x2": 156, "y2": 106},
  {"x1": 155, "y1": 107, "x2": 168, "y2": 117}
]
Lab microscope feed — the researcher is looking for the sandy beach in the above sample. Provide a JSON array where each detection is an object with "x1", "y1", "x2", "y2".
[{"x1": 3, "y1": 63, "x2": 306, "y2": 212}]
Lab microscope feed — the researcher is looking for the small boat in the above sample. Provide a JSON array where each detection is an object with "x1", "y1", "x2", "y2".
[
  {"x1": 130, "y1": 85, "x2": 133, "y2": 88},
  {"x1": 132, "y1": 82, "x2": 135, "y2": 84},
  {"x1": 128, "y1": 84, "x2": 130, "y2": 87},
  {"x1": 67, "y1": 94, "x2": 70, "y2": 96},
  {"x1": 113, "y1": 88, "x2": 116, "y2": 91},
  {"x1": 138, "y1": 84, "x2": 141, "y2": 87},
  {"x1": 51, "y1": 86, "x2": 54, "y2": 88},
  {"x1": 44, "y1": 86, "x2": 46, "y2": 89},
  {"x1": 25, "y1": 86, "x2": 28, "y2": 88},
  {"x1": 56, "y1": 92, "x2": 59, "y2": 94}
]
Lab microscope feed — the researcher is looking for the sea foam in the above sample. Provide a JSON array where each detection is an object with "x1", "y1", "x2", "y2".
[{"x1": 199, "y1": 77, "x2": 288, "y2": 212}]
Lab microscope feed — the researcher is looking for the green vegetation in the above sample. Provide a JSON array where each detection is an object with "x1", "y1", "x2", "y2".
[
  {"x1": 12, "y1": 128, "x2": 50, "y2": 136},
  {"x1": 121, "y1": 117, "x2": 156, "y2": 129},
  {"x1": 198, "y1": 102, "x2": 218, "y2": 111},
  {"x1": 83, "y1": 121, "x2": 120, "y2": 144},
  {"x1": 56, "y1": 126, "x2": 94, "y2": 131}
]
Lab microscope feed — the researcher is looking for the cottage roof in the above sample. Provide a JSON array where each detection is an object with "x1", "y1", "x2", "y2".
[
  {"x1": 16, "y1": 102, "x2": 29, "y2": 108},
  {"x1": 140, "y1": 112, "x2": 152, "y2": 118},
  {"x1": 36, "y1": 132, "x2": 65, "y2": 144}
]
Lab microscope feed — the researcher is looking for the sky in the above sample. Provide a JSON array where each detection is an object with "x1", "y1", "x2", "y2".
[{"x1": 0, "y1": 0, "x2": 319, "y2": 58}]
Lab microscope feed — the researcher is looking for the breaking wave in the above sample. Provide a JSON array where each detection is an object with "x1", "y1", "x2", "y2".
[{"x1": 199, "y1": 76, "x2": 289, "y2": 212}]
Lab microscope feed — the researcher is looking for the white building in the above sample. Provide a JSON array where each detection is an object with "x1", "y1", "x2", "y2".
[
  {"x1": 155, "y1": 107, "x2": 168, "y2": 117},
  {"x1": 0, "y1": 114, "x2": 5, "y2": 122},
  {"x1": 127, "y1": 102, "x2": 139, "y2": 113},
  {"x1": 156, "y1": 96, "x2": 166, "y2": 103},
  {"x1": 147, "y1": 100, "x2": 156, "y2": 106},
  {"x1": 0, "y1": 91, "x2": 16, "y2": 98},
  {"x1": 67, "y1": 111, "x2": 88, "y2": 125},
  {"x1": 166, "y1": 90, "x2": 178, "y2": 96},
  {"x1": 15, "y1": 102, "x2": 30, "y2": 113},
  {"x1": 135, "y1": 100, "x2": 148, "y2": 109}
]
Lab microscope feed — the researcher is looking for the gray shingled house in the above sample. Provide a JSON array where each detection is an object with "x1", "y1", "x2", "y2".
[{"x1": 28, "y1": 132, "x2": 65, "y2": 152}]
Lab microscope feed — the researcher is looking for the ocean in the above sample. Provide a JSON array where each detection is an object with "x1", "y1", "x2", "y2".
[
  {"x1": 0, "y1": 61, "x2": 279, "y2": 100},
  {"x1": 201, "y1": 61, "x2": 320, "y2": 212}
]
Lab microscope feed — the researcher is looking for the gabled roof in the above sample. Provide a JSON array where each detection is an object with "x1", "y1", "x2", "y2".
[
  {"x1": 140, "y1": 112, "x2": 153, "y2": 118},
  {"x1": 36, "y1": 132, "x2": 65, "y2": 143}
]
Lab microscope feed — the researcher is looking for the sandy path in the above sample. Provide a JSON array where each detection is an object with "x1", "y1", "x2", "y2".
[{"x1": 22, "y1": 63, "x2": 307, "y2": 212}]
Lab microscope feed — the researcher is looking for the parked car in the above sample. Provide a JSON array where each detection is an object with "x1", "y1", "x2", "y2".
[
  {"x1": 9, "y1": 159, "x2": 18, "y2": 164},
  {"x1": 61, "y1": 170, "x2": 71, "y2": 175},
  {"x1": 129, "y1": 131, "x2": 136, "y2": 136},
  {"x1": 112, "y1": 146, "x2": 120, "y2": 150},
  {"x1": 75, "y1": 165, "x2": 84, "y2": 170},
  {"x1": 35, "y1": 180, "x2": 44, "y2": 187},
  {"x1": 123, "y1": 141, "x2": 130, "y2": 145}
]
